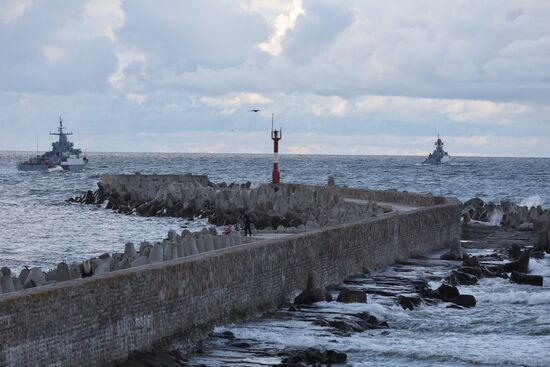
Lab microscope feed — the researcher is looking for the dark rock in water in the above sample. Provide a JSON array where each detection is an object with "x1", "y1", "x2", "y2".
[
  {"x1": 411, "y1": 278, "x2": 430, "y2": 290},
  {"x1": 0, "y1": 267, "x2": 11, "y2": 277},
  {"x1": 323, "y1": 350, "x2": 347, "y2": 364},
  {"x1": 530, "y1": 248, "x2": 545, "y2": 259},
  {"x1": 436, "y1": 284, "x2": 460, "y2": 302},
  {"x1": 462, "y1": 254, "x2": 481, "y2": 268},
  {"x1": 294, "y1": 273, "x2": 332, "y2": 305},
  {"x1": 459, "y1": 266, "x2": 483, "y2": 277},
  {"x1": 508, "y1": 244, "x2": 522, "y2": 260},
  {"x1": 510, "y1": 271, "x2": 543, "y2": 286},
  {"x1": 536, "y1": 231, "x2": 549, "y2": 252},
  {"x1": 398, "y1": 295, "x2": 422, "y2": 310},
  {"x1": 336, "y1": 288, "x2": 367, "y2": 303},
  {"x1": 452, "y1": 294, "x2": 476, "y2": 308},
  {"x1": 278, "y1": 348, "x2": 347, "y2": 366},
  {"x1": 294, "y1": 288, "x2": 330, "y2": 305},
  {"x1": 503, "y1": 250, "x2": 530, "y2": 273},
  {"x1": 328, "y1": 319, "x2": 364, "y2": 333},
  {"x1": 447, "y1": 270, "x2": 478, "y2": 286}
]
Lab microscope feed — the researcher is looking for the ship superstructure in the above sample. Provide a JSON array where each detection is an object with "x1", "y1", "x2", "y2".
[
  {"x1": 17, "y1": 117, "x2": 89, "y2": 172},
  {"x1": 423, "y1": 134, "x2": 450, "y2": 164}
]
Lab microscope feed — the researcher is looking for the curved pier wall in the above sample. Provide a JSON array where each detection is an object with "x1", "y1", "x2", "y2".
[{"x1": 0, "y1": 196, "x2": 460, "y2": 367}]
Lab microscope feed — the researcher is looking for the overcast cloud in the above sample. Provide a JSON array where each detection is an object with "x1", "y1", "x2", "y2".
[{"x1": 0, "y1": 0, "x2": 549, "y2": 156}]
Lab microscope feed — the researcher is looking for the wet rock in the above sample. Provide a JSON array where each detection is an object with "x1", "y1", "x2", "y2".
[
  {"x1": 447, "y1": 270, "x2": 478, "y2": 286},
  {"x1": 503, "y1": 250, "x2": 530, "y2": 273},
  {"x1": 336, "y1": 288, "x2": 367, "y2": 303},
  {"x1": 508, "y1": 244, "x2": 522, "y2": 260},
  {"x1": 452, "y1": 294, "x2": 476, "y2": 308},
  {"x1": 462, "y1": 254, "x2": 481, "y2": 268},
  {"x1": 294, "y1": 288, "x2": 331, "y2": 305},
  {"x1": 510, "y1": 271, "x2": 543, "y2": 286},
  {"x1": 398, "y1": 295, "x2": 422, "y2": 310},
  {"x1": 436, "y1": 284, "x2": 460, "y2": 302},
  {"x1": 1, "y1": 267, "x2": 11, "y2": 277},
  {"x1": 458, "y1": 266, "x2": 483, "y2": 277},
  {"x1": 294, "y1": 273, "x2": 332, "y2": 305},
  {"x1": 278, "y1": 348, "x2": 347, "y2": 366},
  {"x1": 328, "y1": 319, "x2": 364, "y2": 333}
]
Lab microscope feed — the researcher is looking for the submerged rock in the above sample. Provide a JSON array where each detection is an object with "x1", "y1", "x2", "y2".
[
  {"x1": 503, "y1": 250, "x2": 530, "y2": 273},
  {"x1": 452, "y1": 294, "x2": 476, "y2": 308},
  {"x1": 510, "y1": 271, "x2": 543, "y2": 286},
  {"x1": 398, "y1": 295, "x2": 423, "y2": 310},
  {"x1": 336, "y1": 288, "x2": 367, "y2": 303}
]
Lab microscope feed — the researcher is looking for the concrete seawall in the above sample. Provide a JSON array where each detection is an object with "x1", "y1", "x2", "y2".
[{"x1": 0, "y1": 183, "x2": 460, "y2": 367}]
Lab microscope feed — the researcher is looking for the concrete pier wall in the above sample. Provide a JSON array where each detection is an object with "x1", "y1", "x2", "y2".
[{"x1": 0, "y1": 187, "x2": 460, "y2": 367}]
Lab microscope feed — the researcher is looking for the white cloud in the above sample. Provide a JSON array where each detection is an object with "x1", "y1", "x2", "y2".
[
  {"x1": 258, "y1": 0, "x2": 305, "y2": 55},
  {"x1": 0, "y1": 0, "x2": 33, "y2": 24}
]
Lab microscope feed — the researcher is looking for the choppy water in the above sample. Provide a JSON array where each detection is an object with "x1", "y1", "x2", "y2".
[
  {"x1": 1, "y1": 151, "x2": 549, "y2": 272},
  {"x1": 1, "y1": 151, "x2": 549, "y2": 366},
  {"x1": 185, "y1": 249, "x2": 550, "y2": 367}
]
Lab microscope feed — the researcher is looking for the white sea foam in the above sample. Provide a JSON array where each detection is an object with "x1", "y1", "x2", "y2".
[{"x1": 520, "y1": 194, "x2": 543, "y2": 208}]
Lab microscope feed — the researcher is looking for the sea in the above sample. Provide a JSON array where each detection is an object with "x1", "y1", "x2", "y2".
[{"x1": 1, "y1": 151, "x2": 549, "y2": 366}]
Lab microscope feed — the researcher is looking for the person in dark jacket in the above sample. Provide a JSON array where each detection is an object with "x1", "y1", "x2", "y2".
[{"x1": 243, "y1": 212, "x2": 252, "y2": 237}]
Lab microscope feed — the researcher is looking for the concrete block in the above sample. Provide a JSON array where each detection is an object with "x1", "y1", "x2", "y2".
[
  {"x1": 176, "y1": 243, "x2": 185, "y2": 258},
  {"x1": 24, "y1": 267, "x2": 46, "y2": 288},
  {"x1": 221, "y1": 235, "x2": 231, "y2": 248},
  {"x1": 1, "y1": 276, "x2": 15, "y2": 293},
  {"x1": 124, "y1": 242, "x2": 138, "y2": 259},
  {"x1": 204, "y1": 235, "x2": 214, "y2": 251},
  {"x1": 56, "y1": 263, "x2": 70, "y2": 282},
  {"x1": 131, "y1": 256, "x2": 149, "y2": 268},
  {"x1": 12, "y1": 277, "x2": 22, "y2": 291},
  {"x1": 213, "y1": 235, "x2": 222, "y2": 250},
  {"x1": 190, "y1": 238, "x2": 199, "y2": 255},
  {"x1": 95, "y1": 260, "x2": 111, "y2": 275},
  {"x1": 149, "y1": 244, "x2": 164, "y2": 263},
  {"x1": 195, "y1": 238, "x2": 205, "y2": 253}
]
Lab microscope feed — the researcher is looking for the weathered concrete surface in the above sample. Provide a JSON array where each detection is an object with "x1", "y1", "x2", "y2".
[{"x1": 0, "y1": 188, "x2": 460, "y2": 367}]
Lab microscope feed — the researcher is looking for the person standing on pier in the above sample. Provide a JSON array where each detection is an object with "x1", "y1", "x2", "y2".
[{"x1": 243, "y1": 212, "x2": 252, "y2": 237}]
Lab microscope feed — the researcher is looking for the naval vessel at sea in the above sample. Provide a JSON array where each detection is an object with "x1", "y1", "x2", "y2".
[
  {"x1": 423, "y1": 134, "x2": 450, "y2": 164},
  {"x1": 17, "y1": 117, "x2": 89, "y2": 172}
]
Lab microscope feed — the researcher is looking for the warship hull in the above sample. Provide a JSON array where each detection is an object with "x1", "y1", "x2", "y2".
[{"x1": 17, "y1": 117, "x2": 89, "y2": 172}]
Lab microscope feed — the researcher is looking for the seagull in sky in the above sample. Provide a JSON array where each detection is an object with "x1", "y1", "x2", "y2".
[{"x1": 249, "y1": 109, "x2": 261, "y2": 112}]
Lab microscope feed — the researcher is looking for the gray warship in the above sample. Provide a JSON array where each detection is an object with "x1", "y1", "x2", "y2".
[
  {"x1": 423, "y1": 134, "x2": 450, "y2": 164},
  {"x1": 17, "y1": 117, "x2": 89, "y2": 172}
]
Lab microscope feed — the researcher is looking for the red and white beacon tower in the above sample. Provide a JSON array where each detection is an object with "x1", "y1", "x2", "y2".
[{"x1": 271, "y1": 113, "x2": 282, "y2": 184}]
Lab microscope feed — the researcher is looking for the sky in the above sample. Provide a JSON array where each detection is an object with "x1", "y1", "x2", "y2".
[{"x1": 0, "y1": 0, "x2": 549, "y2": 157}]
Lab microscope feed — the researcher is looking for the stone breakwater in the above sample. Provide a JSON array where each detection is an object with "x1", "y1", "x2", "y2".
[
  {"x1": 0, "y1": 180, "x2": 460, "y2": 367},
  {"x1": 70, "y1": 174, "x2": 383, "y2": 230},
  {"x1": 0, "y1": 227, "x2": 243, "y2": 296}
]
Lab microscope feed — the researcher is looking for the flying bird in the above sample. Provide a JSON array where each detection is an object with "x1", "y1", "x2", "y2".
[{"x1": 249, "y1": 109, "x2": 261, "y2": 112}]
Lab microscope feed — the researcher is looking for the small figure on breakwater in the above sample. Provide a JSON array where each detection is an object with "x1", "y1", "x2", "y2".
[{"x1": 243, "y1": 212, "x2": 252, "y2": 237}]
